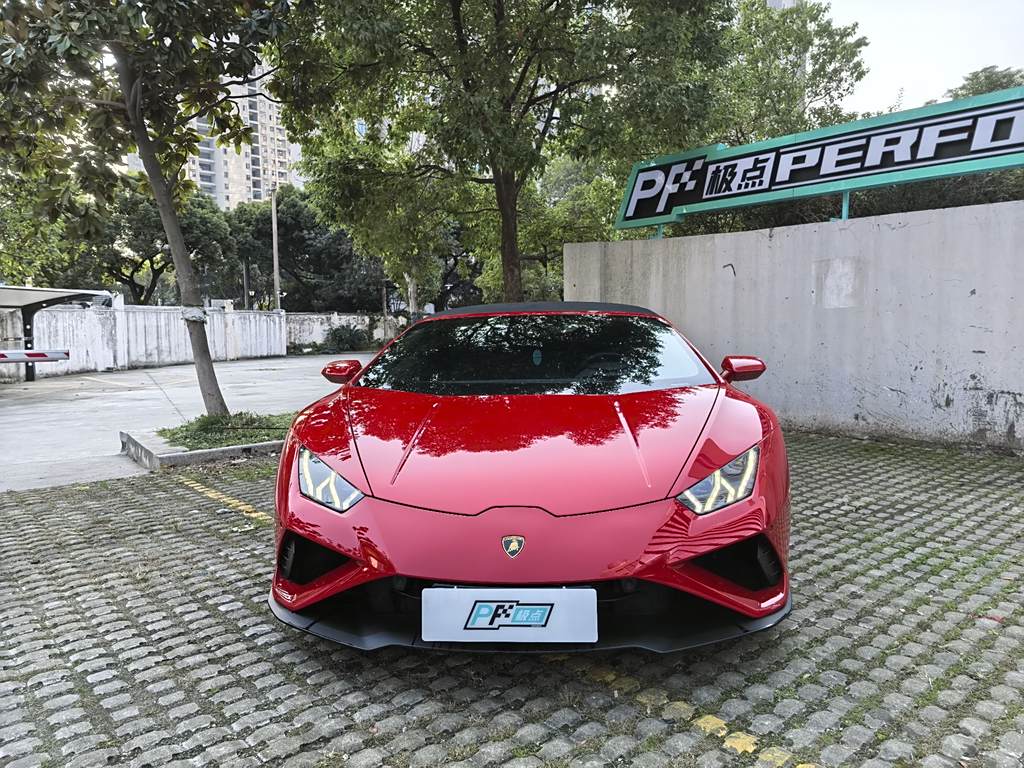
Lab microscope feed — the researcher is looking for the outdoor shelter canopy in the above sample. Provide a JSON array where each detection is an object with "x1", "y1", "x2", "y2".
[
  {"x1": 0, "y1": 285, "x2": 112, "y2": 381},
  {"x1": 0, "y1": 285, "x2": 111, "y2": 310}
]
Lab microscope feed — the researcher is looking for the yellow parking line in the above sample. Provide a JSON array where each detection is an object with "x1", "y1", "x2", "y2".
[
  {"x1": 759, "y1": 746, "x2": 796, "y2": 766},
  {"x1": 694, "y1": 714, "x2": 729, "y2": 737},
  {"x1": 723, "y1": 731, "x2": 758, "y2": 754},
  {"x1": 179, "y1": 476, "x2": 272, "y2": 524}
]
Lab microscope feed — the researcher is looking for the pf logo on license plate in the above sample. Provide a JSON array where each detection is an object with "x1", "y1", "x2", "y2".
[
  {"x1": 501, "y1": 535, "x2": 525, "y2": 558},
  {"x1": 463, "y1": 600, "x2": 553, "y2": 630}
]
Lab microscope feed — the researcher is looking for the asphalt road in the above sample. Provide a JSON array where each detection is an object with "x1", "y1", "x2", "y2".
[
  {"x1": 0, "y1": 354, "x2": 375, "y2": 492},
  {"x1": 1, "y1": 432, "x2": 1023, "y2": 767}
]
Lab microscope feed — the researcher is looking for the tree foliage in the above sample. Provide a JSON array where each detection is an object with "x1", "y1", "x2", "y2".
[
  {"x1": 0, "y1": 182, "x2": 96, "y2": 288},
  {"x1": 702, "y1": 0, "x2": 867, "y2": 148},
  {"x1": 468, "y1": 157, "x2": 619, "y2": 300},
  {"x1": 945, "y1": 65, "x2": 1024, "y2": 100},
  {"x1": 0, "y1": 1, "x2": 285, "y2": 234},
  {"x1": 82, "y1": 188, "x2": 238, "y2": 305},
  {"x1": 272, "y1": 0, "x2": 731, "y2": 301},
  {"x1": 227, "y1": 186, "x2": 387, "y2": 312}
]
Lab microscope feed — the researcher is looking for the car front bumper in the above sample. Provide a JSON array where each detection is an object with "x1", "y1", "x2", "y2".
[
  {"x1": 270, "y1": 430, "x2": 791, "y2": 651},
  {"x1": 268, "y1": 578, "x2": 792, "y2": 653}
]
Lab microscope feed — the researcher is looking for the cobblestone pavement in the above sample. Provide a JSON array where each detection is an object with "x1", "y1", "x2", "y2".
[{"x1": 2, "y1": 432, "x2": 1023, "y2": 768}]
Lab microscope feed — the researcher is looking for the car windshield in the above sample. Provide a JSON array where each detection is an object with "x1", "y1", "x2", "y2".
[{"x1": 356, "y1": 313, "x2": 715, "y2": 395}]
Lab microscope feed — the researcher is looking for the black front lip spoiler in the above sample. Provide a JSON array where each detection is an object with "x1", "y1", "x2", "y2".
[{"x1": 268, "y1": 590, "x2": 792, "y2": 654}]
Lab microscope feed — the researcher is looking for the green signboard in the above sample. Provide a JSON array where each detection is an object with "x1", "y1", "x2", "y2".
[{"x1": 616, "y1": 86, "x2": 1024, "y2": 229}]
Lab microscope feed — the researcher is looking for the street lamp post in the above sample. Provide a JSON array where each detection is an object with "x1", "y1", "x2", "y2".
[
  {"x1": 271, "y1": 185, "x2": 281, "y2": 310},
  {"x1": 242, "y1": 256, "x2": 250, "y2": 310}
]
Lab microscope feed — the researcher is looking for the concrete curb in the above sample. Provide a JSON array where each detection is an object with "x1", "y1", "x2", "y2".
[{"x1": 120, "y1": 430, "x2": 284, "y2": 470}]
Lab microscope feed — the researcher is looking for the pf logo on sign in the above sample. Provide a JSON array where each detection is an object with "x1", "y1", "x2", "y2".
[{"x1": 463, "y1": 600, "x2": 554, "y2": 630}]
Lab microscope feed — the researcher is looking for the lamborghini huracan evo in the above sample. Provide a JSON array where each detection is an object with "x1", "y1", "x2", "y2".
[{"x1": 269, "y1": 302, "x2": 790, "y2": 651}]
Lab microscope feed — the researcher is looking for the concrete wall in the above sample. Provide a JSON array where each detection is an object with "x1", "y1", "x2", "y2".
[
  {"x1": 0, "y1": 302, "x2": 286, "y2": 382},
  {"x1": 287, "y1": 312, "x2": 406, "y2": 347},
  {"x1": 565, "y1": 200, "x2": 1024, "y2": 452}
]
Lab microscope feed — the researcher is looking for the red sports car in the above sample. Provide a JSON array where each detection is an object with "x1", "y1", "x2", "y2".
[{"x1": 269, "y1": 302, "x2": 790, "y2": 651}]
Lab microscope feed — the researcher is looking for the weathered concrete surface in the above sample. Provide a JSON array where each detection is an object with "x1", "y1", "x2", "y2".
[
  {"x1": 565, "y1": 200, "x2": 1024, "y2": 452},
  {"x1": 0, "y1": 353, "x2": 374, "y2": 491},
  {"x1": 287, "y1": 311, "x2": 406, "y2": 347},
  {"x1": 2, "y1": 433, "x2": 1023, "y2": 767},
  {"x1": 0, "y1": 300, "x2": 287, "y2": 383}
]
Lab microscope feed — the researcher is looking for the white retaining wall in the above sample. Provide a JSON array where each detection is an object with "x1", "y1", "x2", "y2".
[
  {"x1": 565, "y1": 201, "x2": 1024, "y2": 452},
  {"x1": 0, "y1": 302, "x2": 286, "y2": 382}
]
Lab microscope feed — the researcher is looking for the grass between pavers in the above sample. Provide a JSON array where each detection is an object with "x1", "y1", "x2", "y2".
[{"x1": 157, "y1": 410, "x2": 297, "y2": 450}]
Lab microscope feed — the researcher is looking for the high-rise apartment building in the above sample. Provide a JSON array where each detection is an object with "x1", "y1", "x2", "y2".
[{"x1": 127, "y1": 64, "x2": 303, "y2": 210}]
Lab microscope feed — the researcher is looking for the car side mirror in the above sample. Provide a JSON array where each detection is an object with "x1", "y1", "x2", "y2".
[
  {"x1": 721, "y1": 355, "x2": 766, "y2": 383},
  {"x1": 322, "y1": 359, "x2": 363, "y2": 385}
]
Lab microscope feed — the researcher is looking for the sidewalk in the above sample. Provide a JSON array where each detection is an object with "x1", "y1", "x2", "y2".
[{"x1": 0, "y1": 353, "x2": 374, "y2": 491}]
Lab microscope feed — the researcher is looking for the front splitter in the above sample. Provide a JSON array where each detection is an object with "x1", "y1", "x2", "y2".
[{"x1": 268, "y1": 588, "x2": 792, "y2": 653}]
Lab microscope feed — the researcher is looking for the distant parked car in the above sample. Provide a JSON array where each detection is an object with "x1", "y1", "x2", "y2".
[{"x1": 269, "y1": 302, "x2": 790, "y2": 651}]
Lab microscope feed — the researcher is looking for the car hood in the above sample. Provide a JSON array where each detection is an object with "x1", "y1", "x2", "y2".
[{"x1": 329, "y1": 384, "x2": 721, "y2": 516}]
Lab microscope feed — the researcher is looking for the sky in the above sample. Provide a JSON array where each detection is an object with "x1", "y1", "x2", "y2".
[{"x1": 828, "y1": 0, "x2": 1024, "y2": 114}]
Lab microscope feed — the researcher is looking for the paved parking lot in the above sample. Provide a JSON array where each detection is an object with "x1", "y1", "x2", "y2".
[{"x1": 2, "y1": 432, "x2": 1023, "y2": 768}]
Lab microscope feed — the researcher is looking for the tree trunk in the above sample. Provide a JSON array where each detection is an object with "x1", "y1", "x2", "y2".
[
  {"x1": 140, "y1": 262, "x2": 167, "y2": 305},
  {"x1": 404, "y1": 272, "x2": 418, "y2": 314},
  {"x1": 110, "y1": 43, "x2": 229, "y2": 416},
  {"x1": 493, "y1": 169, "x2": 523, "y2": 302}
]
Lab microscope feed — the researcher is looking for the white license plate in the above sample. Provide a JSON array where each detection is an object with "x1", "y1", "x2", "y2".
[{"x1": 421, "y1": 587, "x2": 598, "y2": 643}]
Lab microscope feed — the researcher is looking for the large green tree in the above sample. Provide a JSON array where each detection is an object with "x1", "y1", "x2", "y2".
[
  {"x1": 273, "y1": 0, "x2": 730, "y2": 301},
  {"x1": 468, "y1": 157, "x2": 619, "y2": 300},
  {"x1": 0, "y1": 1, "x2": 288, "y2": 415}
]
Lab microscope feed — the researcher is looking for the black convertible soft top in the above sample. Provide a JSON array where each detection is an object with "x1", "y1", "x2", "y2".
[{"x1": 430, "y1": 301, "x2": 659, "y2": 318}]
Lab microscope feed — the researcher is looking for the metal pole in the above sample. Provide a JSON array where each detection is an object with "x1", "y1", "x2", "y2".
[
  {"x1": 841, "y1": 190, "x2": 850, "y2": 221},
  {"x1": 21, "y1": 307, "x2": 36, "y2": 382},
  {"x1": 242, "y1": 257, "x2": 251, "y2": 310},
  {"x1": 271, "y1": 186, "x2": 281, "y2": 310}
]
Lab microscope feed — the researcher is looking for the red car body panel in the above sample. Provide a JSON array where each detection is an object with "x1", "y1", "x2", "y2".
[
  {"x1": 341, "y1": 384, "x2": 720, "y2": 515},
  {"x1": 270, "y1": 304, "x2": 791, "y2": 651}
]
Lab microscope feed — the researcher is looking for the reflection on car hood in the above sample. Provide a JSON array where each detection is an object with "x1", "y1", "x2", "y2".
[{"x1": 341, "y1": 385, "x2": 721, "y2": 516}]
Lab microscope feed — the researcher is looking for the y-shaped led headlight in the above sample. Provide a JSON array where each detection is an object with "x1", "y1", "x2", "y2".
[
  {"x1": 298, "y1": 446, "x2": 365, "y2": 513},
  {"x1": 677, "y1": 445, "x2": 759, "y2": 515}
]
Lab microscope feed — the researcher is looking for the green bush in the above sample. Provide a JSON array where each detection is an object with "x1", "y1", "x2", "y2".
[
  {"x1": 158, "y1": 411, "x2": 295, "y2": 450},
  {"x1": 322, "y1": 324, "x2": 372, "y2": 352}
]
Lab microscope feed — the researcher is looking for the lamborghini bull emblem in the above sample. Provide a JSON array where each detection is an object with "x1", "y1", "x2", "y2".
[{"x1": 501, "y1": 535, "x2": 525, "y2": 559}]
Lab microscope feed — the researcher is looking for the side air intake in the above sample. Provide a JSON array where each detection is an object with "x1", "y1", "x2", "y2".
[
  {"x1": 277, "y1": 531, "x2": 350, "y2": 585},
  {"x1": 691, "y1": 534, "x2": 783, "y2": 591}
]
